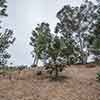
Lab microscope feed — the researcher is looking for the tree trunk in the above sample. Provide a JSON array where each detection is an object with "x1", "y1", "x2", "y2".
[
  {"x1": 33, "y1": 55, "x2": 37, "y2": 65},
  {"x1": 33, "y1": 54, "x2": 38, "y2": 65},
  {"x1": 84, "y1": 50, "x2": 89, "y2": 64},
  {"x1": 53, "y1": 59, "x2": 59, "y2": 79},
  {"x1": 35, "y1": 56, "x2": 38, "y2": 65},
  {"x1": 67, "y1": 56, "x2": 70, "y2": 65},
  {"x1": 55, "y1": 65, "x2": 58, "y2": 78},
  {"x1": 79, "y1": 32, "x2": 85, "y2": 64},
  {"x1": 43, "y1": 55, "x2": 47, "y2": 65}
]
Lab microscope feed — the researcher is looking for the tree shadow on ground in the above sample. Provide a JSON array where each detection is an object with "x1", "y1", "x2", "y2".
[{"x1": 49, "y1": 75, "x2": 72, "y2": 82}]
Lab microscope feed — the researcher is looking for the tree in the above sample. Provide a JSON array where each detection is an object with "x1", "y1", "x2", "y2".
[
  {"x1": 0, "y1": 0, "x2": 15, "y2": 66},
  {"x1": 0, "y1": 29, "x2": 15, "y2": 65},
  {"x1": 96, "y1": 0, "x2": 100, "y2": 4},
  {"x1": 59, "y1": 36, "x2": 81, "y2": 65},
  {"x1": 0, "y1": 0, "x2": 7, "y2": 29},
  {"x1": 0, "y1": 0, "x2": 7, "y2": 16},
  {"x1": 44, "y1": 34, "x2": 78, "y2": 79},
  {"x1": 30, "y1": 22, "x2": 67, "y2": 79},
  {"x1": 30, "y1": 22, "x2": 52, "y2": 65},
  {"x1": 55, "y1": 0, "x2": 97, "y2": 64},
  {"x1": 44, "y1": 35, "x2": 67, "y2": 79},
  {"x1": 89, "y1": 2, "x2": 100, "y2": 63}
]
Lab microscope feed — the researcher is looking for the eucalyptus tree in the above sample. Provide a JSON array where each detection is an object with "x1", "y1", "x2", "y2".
[
  {"x1": 45, "y1": 35, "x2": 67, "y2": 79},
  {"x1": 0, "y1": 29, "x2": 15, "y2": 65},
  {"x1": 30, "y1": 23, "x2": 67, "y2": 79},
  {"x1": 30, "y1": 22, "x2": 52, "y2": 65},
  {"x1": 0, "y1": 0, "x2": 15, "y2": 66},
  {"x1": 55, "y1": 0, "x2": 97, "y2": 64},
  {"x1": 45, "y1": 34, "x2": 79, "y2": 79},
  {"x1": 0, "y1": 0, "x2": 7, "y2": 17},
  {"x1": 96, "y1": 0, "x2": 100, "y2": 4},
  {"x1": 88, "y1": 1, "x2": 100, "y2": 63},
  {"x1": 0, "y1": 0, "x2": 7, "y2": 29},
  {"x1": 59, "y1": 36, "x2": 81, "y2": 65}
]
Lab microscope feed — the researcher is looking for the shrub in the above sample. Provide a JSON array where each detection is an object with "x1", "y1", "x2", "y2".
[
  {"x1": 31, "y1": 64, "x2": 37, "y2": 68},
  {"x1": 0, "y1": 70, "x2": 7, "y2": 77},
  {"x1": 17, "y1": 65, "x2": 27, "y2": 71},
  {"x1": 44, "y1": 64, "x2": 66, "y2": 80},
  {"x1": 96, "y1": 72, "x2": 100, "y2": 81}
]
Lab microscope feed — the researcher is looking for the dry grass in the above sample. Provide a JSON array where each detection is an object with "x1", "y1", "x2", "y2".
[{"x1": 0, "y1": 65, "x2": 100, "y2": 100}]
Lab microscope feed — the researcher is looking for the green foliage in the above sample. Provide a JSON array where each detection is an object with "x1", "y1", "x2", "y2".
[
  {"x1": 0, "y1": 0, "x2": 15, "y2": 66},
  {"x1": 0, "y1": 66, "x2": 16, "y2": 76},
  {"x1": 44, "y1": 63, "x2": 66, "y2": 80},
  {"x1": 30, "y1": 22, "x2": 77, "y2": 79},
  {"x1": 0, "y1": 69, "x2": 7, "y2": 76},
  {"x1": 0, "y1": 0, "x2": 7, "y2": 29},
  {"x1": 17, "y1": 65, "x2": 27, "y2": 71},
  {"x1": 96, "y1": 72, "x2": 100, "y2": 81},
  {"x1": 0, "y1": 29, "x2": 15, "y2": 65},
  {"x1": 55, "y1": 0, "x2": 97, "y2": 64},
  {"x1": 47, "y1": 35, "x2": 61, "y2": 62},
  {"x1": 89, "y1": 3, "x2": 100, "y2": 63},
  {"x1": 0, "y1": 0, "x2": 7, "y2": 16},
  {"x1": 43, "y1": 35, "x2": 69, "y2": 79},
  {"x1": 30, "y1": 22, "x2": 51, "y2": 65},
  {"x1": 29, "y1": 1, "x2": 100, "y2": 80}
]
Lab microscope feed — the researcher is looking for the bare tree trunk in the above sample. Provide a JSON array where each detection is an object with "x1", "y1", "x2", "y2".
[
  {"x1": 79, "y1": 32, "x2": 85, "y2": 64},
  {"x1": 55, "y1": 65, "x2": 58, "y2": 79},
  {"x1": 33, "y1": 54, "x2": 38, "y2": 65},
  {"x1": 35, "y1": 56, "x2": 38, "y2": 65},
  {"x1": 43, "y1": 55, "x2": 47, "y2": 65},
  {"x1": 53, "y1": 60, "x2": 59, "y2": 79},
  {"x1": 33, "y1": 55, "x2": 36, "y2": 65},
  {"x1": 85, "y1": 49, "x2": 89, "y2": 64}
]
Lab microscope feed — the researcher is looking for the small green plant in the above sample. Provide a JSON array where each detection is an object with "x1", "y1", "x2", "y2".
[{"x1": 96, "y1": 72, "x2": 100, "y2": 81}]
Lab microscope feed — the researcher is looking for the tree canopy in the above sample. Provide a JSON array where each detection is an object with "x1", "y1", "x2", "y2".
[
  {"x1": 55, "y1": 0, "x2": 97, "y2": 64},
  {"x1": 0, "y1": 0, "x2": 7, "y2": 16},
  {"x1": 30, "y1": 0, "x2": 100, "y2": 79},
  {"x1": 0, "y1": 0, "x2": 15, "y2": 66}
]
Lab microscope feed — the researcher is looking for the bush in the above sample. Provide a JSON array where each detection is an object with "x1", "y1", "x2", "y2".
[
  {"x1": 17, "y1": 65, "x2": 27, "y2": 71},
  {"x1": 0, "y1": 70, "x2": 7, "y2": 77},
  {"x1": 96, "y1": 72, "x2": 100, "y2": 81},
  {"x1": 0, "y1": 70, "x2": 4, "y2": 75},
  {"x1": 44, "y1": 64, "x2": 66, "y2": 80},
  {"x1": 31, "y1": 64, "x2": 37, "y2": 68},
  {"x1": 36, "y1": 71, "x2": 42, "y2": 75}
]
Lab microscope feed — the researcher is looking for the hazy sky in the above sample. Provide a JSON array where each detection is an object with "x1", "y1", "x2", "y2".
[{"x1": 2, "y1": 0, "x2": 96, "y2": 66}]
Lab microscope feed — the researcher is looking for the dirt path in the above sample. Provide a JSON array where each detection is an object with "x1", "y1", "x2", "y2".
[{"x1": 0, "y1": 65, "x2": 100, "y2": 100}]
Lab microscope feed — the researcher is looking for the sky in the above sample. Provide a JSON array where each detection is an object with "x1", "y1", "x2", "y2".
[{"x1": 2, "y1": 0, "x2": 96, "y2": 66}]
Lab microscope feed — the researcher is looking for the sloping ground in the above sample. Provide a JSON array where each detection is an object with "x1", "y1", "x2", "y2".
[{"x1": 0, "y1": 65, "x2": 100, "y2": 100}]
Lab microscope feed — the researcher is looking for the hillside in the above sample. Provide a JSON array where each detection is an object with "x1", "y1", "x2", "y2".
[{"x1": 0, "y1": 65, "x2": 100, "y2": 100}]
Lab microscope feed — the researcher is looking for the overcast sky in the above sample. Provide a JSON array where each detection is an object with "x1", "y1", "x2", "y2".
[{"x1": 2, "y1": 0, "x2": 96, "y2": 66}]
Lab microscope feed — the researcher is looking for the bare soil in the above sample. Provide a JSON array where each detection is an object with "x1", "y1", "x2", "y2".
[{"x1": 0, "y1": 65, "x2": 100, "y2": 100}]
